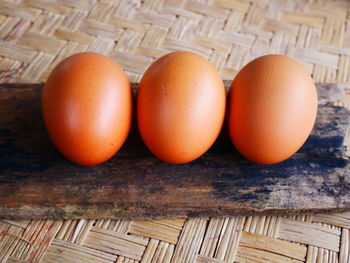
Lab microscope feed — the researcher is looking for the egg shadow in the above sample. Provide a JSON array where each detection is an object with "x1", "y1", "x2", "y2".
[{"x1": 0, "y1": 84, "x2": 66, "y2": 174}]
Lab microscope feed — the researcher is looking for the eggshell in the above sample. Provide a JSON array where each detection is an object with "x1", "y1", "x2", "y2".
[
  {"x1": 137, "y1": 51, "x2": 226, "y2": 164},
  {"x1": 42, "y1": 52, "x2": 132, "y2": 165},
  {"x1": 228, "y1": 54, "x2": 318, "y2": 164}
]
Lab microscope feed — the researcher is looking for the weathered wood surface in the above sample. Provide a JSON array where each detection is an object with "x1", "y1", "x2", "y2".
[{"x1": 0, "y1": 83, "x2": 349, "y2": 220}]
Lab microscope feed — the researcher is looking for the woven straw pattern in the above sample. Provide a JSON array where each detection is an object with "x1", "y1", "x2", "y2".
[
  {"x1": 0, "y1": 214, "x2": 349, "y2": 262},
  {"x1": 0, "y1": 0, "x2": 350, "y2": 83},
  {"x1": 1, "y1": 0, "x2": 350, "y2": 262}
]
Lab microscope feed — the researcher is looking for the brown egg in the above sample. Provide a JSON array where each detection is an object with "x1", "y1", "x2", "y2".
[
  {"x1": 42, "y1": 52, "x2": 132, "y2": 165},
  {"x1": 137, "y1": 51, "x2": 226, "y2": 164},
  {"x1": 228, "y1": 55, "x2": 318, "y2": 164}
]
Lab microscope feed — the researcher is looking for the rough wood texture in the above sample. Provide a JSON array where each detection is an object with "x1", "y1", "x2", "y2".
[{"x1": 0, "y1": 82, "x2": 349, "y2": 220}]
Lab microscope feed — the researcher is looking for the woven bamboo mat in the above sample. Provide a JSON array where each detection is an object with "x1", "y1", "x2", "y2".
[{"x1": 0, "y1": 0, "x2": 350, "y2": 262}]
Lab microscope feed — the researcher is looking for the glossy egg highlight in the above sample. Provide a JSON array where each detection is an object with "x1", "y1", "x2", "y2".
[
  {"x1": 42, "y1": 52, "x2": 132, "y2": 165},
  {"x1": 228, "y1": 54, "x2": 318, "y2": 164},
  {"x1": 137, "y1": 51, "x2": 226, "y2": 164}
]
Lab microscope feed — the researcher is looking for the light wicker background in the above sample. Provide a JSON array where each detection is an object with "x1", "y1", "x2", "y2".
[{"x1": 0, "y1": 0, "x2": 350, "y2": 262}]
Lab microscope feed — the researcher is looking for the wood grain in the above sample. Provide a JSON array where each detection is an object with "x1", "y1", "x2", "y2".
[{"x1": 0, "y1": 83, "x2": 349, "y2": 220}]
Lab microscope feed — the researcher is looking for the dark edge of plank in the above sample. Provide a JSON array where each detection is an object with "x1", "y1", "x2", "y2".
[{"x1": 0, "y1": 82, "x2": 349, "y2": 220}]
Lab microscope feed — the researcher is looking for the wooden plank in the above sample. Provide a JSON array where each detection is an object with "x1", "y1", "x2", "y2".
[{"x1": 0, "y1": 83, "x2": 349, "y2": 220}]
